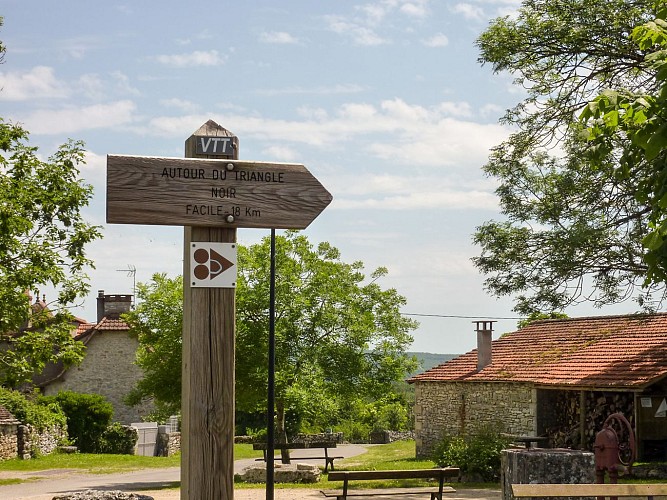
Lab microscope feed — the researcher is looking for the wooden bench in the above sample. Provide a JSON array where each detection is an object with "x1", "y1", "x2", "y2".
[
  {"x1": 512, "y1": 483, "x2": 667, "y2": 500},
  {"x1": 324, "y1": 467, "x2": 460, "y2": 500},
  {"x1": 252, "y1": 441, "x2": 342, "y2": 472}
]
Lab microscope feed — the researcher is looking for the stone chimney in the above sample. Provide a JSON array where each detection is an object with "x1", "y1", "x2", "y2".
[
  {"x1": 474, "y1": 320, "x2": 495, "y2": 371},
  {"x1": 96, "y1": 290, "x2": 133, "y2": 322}
]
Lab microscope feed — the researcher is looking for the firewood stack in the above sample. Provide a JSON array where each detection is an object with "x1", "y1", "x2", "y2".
[{"x1": 545, "y1": 391, "x2": 634, "y2": 450}]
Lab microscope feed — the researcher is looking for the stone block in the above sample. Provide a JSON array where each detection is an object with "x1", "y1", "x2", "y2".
[
  {"x1": 501, "y1": 448, "x2": 595, "y2": 500},
  {"x1": 52, "y1": 490, "x2": 154, "y2": 500},
  {"x1": 235, "y1": 462, "x2": 321, "y2": 483}
]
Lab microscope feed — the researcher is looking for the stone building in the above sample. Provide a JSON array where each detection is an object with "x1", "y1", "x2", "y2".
[
  {"x1": 410, "y1": 314, "x2": 667, "y2": 460},
  {"x1": 37, "y1": 291, "x2": 152, "y2": 424}
]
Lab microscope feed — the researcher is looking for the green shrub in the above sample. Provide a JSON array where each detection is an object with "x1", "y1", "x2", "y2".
[
  {"x1": 335, "y1": 418, "x2": 371, "y2": 443},
  {"x1": 433, "y1": 427, "x2": 512, "y2": 482},
  {"x1": 0, "y1": 388, "x2": 67, "y2": 432},
  {"x1": 372, "y1": 400, "x2": 410, "y2": 431},
  {"x1": 96, "y1": 423, "x2": 138, "y2": 454},
  {"x1": 40, "y1": 391, "x2": 113, "y2": 453}
]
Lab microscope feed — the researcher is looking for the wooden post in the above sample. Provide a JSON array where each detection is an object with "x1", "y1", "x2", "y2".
[{"x1": 182, "y1": 121, "x2": 239, "y2": 499}]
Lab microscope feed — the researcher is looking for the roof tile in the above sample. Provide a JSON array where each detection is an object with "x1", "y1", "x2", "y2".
[{"x1": 410, "y1": 314, "x2": 667, "y2": 389}]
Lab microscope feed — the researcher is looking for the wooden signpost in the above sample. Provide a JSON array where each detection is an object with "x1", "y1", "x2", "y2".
[
  {"x1": 107, "y1": 156, "x2": 332, "y2": 229},
  {"x1": 106, "y1": 120, "x2": 332, "y2": 499}
]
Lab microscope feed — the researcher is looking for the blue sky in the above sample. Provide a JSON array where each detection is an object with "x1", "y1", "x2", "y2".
[{"x1": 1, "y1": 0, "x2": 628, "y2": 354}]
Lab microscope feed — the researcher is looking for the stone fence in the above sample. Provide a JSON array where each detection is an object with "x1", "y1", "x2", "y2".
[
  {"x1": 0, "y1": 415, "x2": 66, "y2": 461},
  {"x1": 156, "y1": 428, "x2": 181, "y2": 457},
  {"x1": 292, "y1": 432, "x2": 344, "y2": 444},
  {"x1": 370, "y1": 430, "x2": 415, "y2": 444},
  {"x1": 18, "y1": 424, "x2": 67, "y2": 459}
]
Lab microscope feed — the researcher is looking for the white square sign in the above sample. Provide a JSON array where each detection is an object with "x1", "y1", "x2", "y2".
[{"x1": 190, "y1": 242, "x2": 237, "y2": 288}]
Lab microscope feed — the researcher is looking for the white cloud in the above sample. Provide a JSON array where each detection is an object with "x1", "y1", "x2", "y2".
[
  {"x1": 262, "y1": 145, "x2": 299, "y2": 161},
  {"x1": 141, "y1": 98, "x2": 510, "y2": 168},
  {"x1": 77, "y1": 74, "x2": 106, "y2": 100},
  {"x1": 255, "y1": 83, "x2": 366, "y2": 96},
  {"x1": 297, "y1": 106, "x2": 329, "y2": 120},
  {"x1": 19, "y1": 100, "x2": 137, "y2": 134},
  {"x1": 422, "y1": 33, "x2": 449, "y2": 47},
  {"x1": 0, "y1": 66, "x2": 69, "y2": 101},
  {"x1": 325, "y1": 15, "x2": 388, "y2": 45},
  {"x1": 437, "y1": 101, "x2": 473, "y2": 118},
  {"x1": 333, "y1": 189, "x2": 498, "y2": 211},
  {"x1": 259, "y1": 31, "x2": 299, "y2": 44},
  {"x1": 111, "y1": 71, "x2": 140, "y2": 96},
  {"x1": 323, "y1": 171, "x2": 499, "y2": 211},
  {"x1": 155, "y1": 50, "x2": 227, "y2": 67},
  {"x1": 160, "y1": 98, "x2": 199, "y2": 112},
  {"x1": 400, "y1": 1, "x2": 429, "y2": 18},
  {"x1": 451, "y1": 3, "x2": 485, "y2": 21}
]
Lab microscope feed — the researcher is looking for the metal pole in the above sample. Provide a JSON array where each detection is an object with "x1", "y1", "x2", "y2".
[{"x1": 266, "y1": 228, "x2": 276, "y2": 499}]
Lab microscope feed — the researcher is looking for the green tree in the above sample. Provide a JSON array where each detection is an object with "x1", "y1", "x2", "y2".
[
  {"x1": 0, "y1": 19, "x2": 101, "y2": 387},
  {"x1": 236, "y1": 232, "x2": 418, "y2": 445},
  {"x1": 580, "y1": 3, "x2": 667, "y2": 284},
  {"x1": 123, "y1": 273, "x2": 183, "y2": 419},
  {"x1": 124, "y1": 233, "x2": 418, "y2": 439},
  {"x1": 473, "y1": 0, "x2": 662, "y2": 314}
]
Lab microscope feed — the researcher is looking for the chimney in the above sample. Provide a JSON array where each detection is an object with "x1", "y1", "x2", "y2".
[
  {"x1": 474, "y1": 320, "x2": 495, "y2": 371},
  {"x1": 96, "y1": 290, "x2": 133, "y2": 322}
]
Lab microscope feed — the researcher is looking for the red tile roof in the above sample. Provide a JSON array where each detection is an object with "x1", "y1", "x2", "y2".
[
  {"x1": 410, "y1": 314, "x2": 667, "y2": 390},
  {"x1": 0, "y1": 405, "x2": 20, "y2": 424},
  {"x1": 74, "y1": 321, "x2": 95, "y2": 337},
  {"x1": 74, "y1": 316, "x2": 130, "y2": 343},
  {"x1": 94, "y1": 317, "x2": 130, "y2": 331}
]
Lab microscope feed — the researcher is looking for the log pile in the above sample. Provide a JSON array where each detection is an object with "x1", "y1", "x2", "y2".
[{"x1": 545, "y1": 390, "x2": 634, "y2": 450}]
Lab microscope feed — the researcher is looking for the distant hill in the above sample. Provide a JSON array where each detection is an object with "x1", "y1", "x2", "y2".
[{"x1": 408, "y1": 352, "x2": 458, "y2": 375}]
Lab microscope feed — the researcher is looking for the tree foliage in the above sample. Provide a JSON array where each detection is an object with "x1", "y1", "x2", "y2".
[
  {"x1": 125, "y1": 233, "x2": 418, "y2": 434},
  {"x1": 123, "y1": 273, "x2": 183, "y2": 419},
  {"x1": 581, "y1": 2, "x2": 667, "y2": 284},
  {"x1": 473, "y1": 0, "x2": 663, "y2": 314},
  {"x1": 0, "y1": 22, "x2": 101, "y2": 387},
  {"x1": 236, "y1": 232, "x2": 418, "y2": 438}
]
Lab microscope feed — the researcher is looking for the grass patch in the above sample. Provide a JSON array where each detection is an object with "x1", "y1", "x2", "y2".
[
  {"x1": 340, "y1": 441, "x2": 435, "y2": 470},
  {"x1": 234, "y1": 443, "x2": 264, "y2": 460},
  {"x1": 0, "y1": 478, "x2": 25, "y2": 486},
  {"x1": 0, "y1": 440, "x2": 497, "y2": 492},
  {"x1": 0, "y1": 444, "x2": 263, "y2": 475},
  {"x1": 321, "y1": 441, "x2": 455, "y2": 491},
  {"x1": 0, "y1": 452, "x2": 181, "y2": 474}
]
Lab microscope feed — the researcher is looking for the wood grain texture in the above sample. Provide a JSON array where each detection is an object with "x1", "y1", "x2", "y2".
[
  {"x1": 512, "y1": 483, "x2": 667, "y2": 497},
  {"x1": 182, "y1": 123, "x2": 237, "y2": 500},
  {"x1": 106, "y1": 154, "x2": 332, "y2": 229}
]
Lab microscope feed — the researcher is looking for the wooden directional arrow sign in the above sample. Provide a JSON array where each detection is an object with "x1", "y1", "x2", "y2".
[{"x1": 106, "y1": 154, "x2": 333, "y2": 229}]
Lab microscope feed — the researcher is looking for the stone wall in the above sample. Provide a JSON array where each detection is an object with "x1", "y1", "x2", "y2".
[
  {"x1": 292, "y1": 432, "x2": 344, "y2": 444},
  {"x1": 370, "y1": 430, "x2": 415, "y2": 444},
  {"x1": 44, "y1": 331, "x2": 152, "y2": 424},
  {"x1": 17, "y1": 424, "x2": 67, "y2": 459},
  {"x1": 414, "y1": 381, "x2": 536, "y2": 458},
  {"x1": 501, "y1": 448, "x2": 594, "y2": 500},
  {"x1": 0, "y1": 423, "x2": 18, "y2": 460},
  {"x1": 156, "y1": 430, "x2": 181, "y2": 457}
]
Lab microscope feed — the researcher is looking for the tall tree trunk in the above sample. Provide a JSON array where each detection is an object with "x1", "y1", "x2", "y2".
[{"x1": 276, "y1": 400, "x2": 291, "y2": 463}]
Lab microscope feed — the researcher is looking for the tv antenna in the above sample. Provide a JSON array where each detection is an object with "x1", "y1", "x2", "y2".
[{"x1": 116, "y1": 264, "x2": 137, "y2": 307}]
